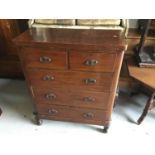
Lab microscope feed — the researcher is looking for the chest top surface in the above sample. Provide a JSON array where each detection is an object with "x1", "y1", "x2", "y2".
[{"x1": 13, "y1": 28, "x2": 126, "y2": 51}]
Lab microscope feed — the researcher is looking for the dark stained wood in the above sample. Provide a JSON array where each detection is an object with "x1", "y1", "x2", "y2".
[
  {"x1": 127, "y1": 58, "x2": 155, "y2": 124},
  {"x1": 120, "y1": 36, "x2": 155, "y2": 90},
  {"x1": 0, "y1": 56, "x2": 23, "y2": 77},
  {"x1": 17, "y1": 19, "x2": 29, "y2": 33},
  {"x1": 20, "y1": 47, "x2": 68, "y2": 70},
  {"x1": 0, "y1": 19, "x2": 23, "y2": 77},
  {"x1": 13, "y1": 28, "x2": 126, "y2": 51},
  {"x1": 27, "y1": 69, "x2": 113, "y2": 92},
  {"x1": 14, "y1": 27, "x2": 126, "y2": 132},
  {"x1": 0, "y1": 19, "x2": 20, "y2": 56},
  {"x1": 128, "y1": 58, "x2": 155, "y2": 89},
  {"x1": 69, "y1": 51, "x2": 117, "y2": 72},
  {"x1": 36, "y1": 104, "x2": 110, "y2": 125},
  {"x1": 107, "y1": 50, "x2": 125, "y2": 116},
  {"x1": 32, "y1": 87, "x2": 111, "y2": 109},
  {"x1": 137, "y1": 92, "x2": 155, "y2": 124}
]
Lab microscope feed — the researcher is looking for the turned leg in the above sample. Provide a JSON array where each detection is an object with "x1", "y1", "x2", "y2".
[
  {"x1": 33, "y1": 112, "x2": 43, "y2": 125},
  {"x1": 137, "y1": 92, "x2": 155, "y2": 125},
  {"x1": 103, "y1": 124, "x2": 110, "y2": 133},
  {"x1": 35, "y1": 116, "x2": 43, "y2": 125}
]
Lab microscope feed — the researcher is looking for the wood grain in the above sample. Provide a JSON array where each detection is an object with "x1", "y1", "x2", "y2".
[
  {"x1": 36, "y1": 104, "x2": 110, "y2": 125},
  {"x1": 21, "y1": 47, "x2": 68, "y2": 70},
  {"x1": 0, "y1": 19, "x2": 23, "y2": 77},
  {"x1": 69, "y1": 51, "x2": 117, "y2": 72},
  {"x1": 13, "y1": 28, "x2": 126, "y2": 51},
  {"x1": 128, "y1": 58, "x2": 155, "y2": 89},
  {"x1": 32, "y1": 87, "x2": 111, "y2": 109},
  {"x1": 27, "y1": 69, "x2": 113, "y2": 92},
  {"x1": 14, "y1": 27, "x2": 126, "y2": 131}
]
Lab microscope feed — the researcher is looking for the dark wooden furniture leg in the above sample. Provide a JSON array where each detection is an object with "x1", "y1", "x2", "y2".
[
  {"x1": 103, "y1": 125, "x2": 109, "y2": 133},
  {"x1": 33, "y1": 112, "x2": 43, "y2": 125},
  {"x1": 103, "y1": 122, "x2": 110, "y2": 133},
  {"x1": 137, "y1": 92, "x2": 155, "y2": 125}
]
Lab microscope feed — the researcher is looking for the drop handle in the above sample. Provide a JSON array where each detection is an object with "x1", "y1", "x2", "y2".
[
  {"x1": 48, "y1": 109, "x2": 58, "y2": 114},
  {"x1": 84, "y1": 78, "x2": 96, "y2": 84},
  {"x1": 83, "y1": 112, "x2": 94, "y2": 118},
  {"x1": 45, "y1": 93, "x2": 56, "y2": 100},
  {"x1": 83, "y1": 97, "x2": 95, "y2": 102},
  {"x1": 43, "y1": 75, "x2": 54, "y2": 81},
  {"x1": 39, "y1": 56, "x2": 52, "y2": 63},
  {"x1": 84, "y1": 59, "x2": 98, "y2": 66}
]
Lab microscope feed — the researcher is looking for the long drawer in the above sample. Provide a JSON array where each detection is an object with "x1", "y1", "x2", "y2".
[
  {"x1": 36, "y1": 104, "x2": 110, "y2": 125},
  {"x1": 32, "y1": 87, "x2": 110, "y2": 109},
  {"x1": 27, "y1": 69, "x2": 113, "y2": 92},
  {"x1": 69, "y1": 51, "x2": 117, "y2": 72},
  {"x1": 20, "y1": 47, "x2": 68, "y2": 70}
]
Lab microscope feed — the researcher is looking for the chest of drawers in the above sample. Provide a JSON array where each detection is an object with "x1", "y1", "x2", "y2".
[{"x1": 13, "y1": 28, "x2": 126, "y2": 133}]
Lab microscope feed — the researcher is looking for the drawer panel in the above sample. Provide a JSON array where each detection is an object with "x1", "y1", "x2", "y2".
[
  {"x1": 27, "y1": 69, "x2": 113, "y2": 92},
  {"x1": 33, "y1": 88, "x2": 110, "y2": 109},
  {"x1": 36, "y1": 104, "x2": 110, "y2": 124},
  {"x1": 69, "y1": 51, "x2": 117, "y2": 72},
  {"x1": 21, "y1": 47, "x2": 67, "y2": 69}
]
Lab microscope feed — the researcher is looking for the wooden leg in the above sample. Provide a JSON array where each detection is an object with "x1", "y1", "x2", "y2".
[
  {"x1": 103, "y1": 124, "x2": 110, "y2": 133},
  {"x1": 0, "y1": 108, "x2": 2, "y2": 116},
  {"x1": 137, "y1": 92, "x2": 155, "y2": 125},
  {"x1": 33, "y1": 112, "x2": 43, "y2": 125},
  {"x1": 35, "y1": 116, "x2": 43, "y2": 125}
]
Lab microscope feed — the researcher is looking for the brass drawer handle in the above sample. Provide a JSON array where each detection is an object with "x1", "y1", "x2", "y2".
[
  {"x1": 39, "y1": 56, "x2": 51, "y2": 63},
  {"x1": 83, "y1": 97, "x2": 95, "y2": 102},
  {"x1": 43, "y1": 75, "x2": 54, "y2": 81},
  {"x1": 83, "y1": 112, "x2": 94, "y2": 118},
  {"x1": 84, "y1": 59, "x2": 98, "y2": 66},
  {"x1": 45, "y1": 93, "x2": 56, "y2": 100},
  {"x1": 84, "y1": 79, "x2": 96, "y2": 84},
  {"x1": 48, "y1": 109, "x2": 58, "y2": 114}
]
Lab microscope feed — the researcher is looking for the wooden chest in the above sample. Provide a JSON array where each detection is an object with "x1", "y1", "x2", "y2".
[{"x1": 13, "y1": 28, "x2": 126, "y2": 132}]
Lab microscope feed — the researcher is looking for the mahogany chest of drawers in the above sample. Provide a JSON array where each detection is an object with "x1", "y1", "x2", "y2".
[{"x1": 13, "y1": 28, "x2": 126, "y2": 132}]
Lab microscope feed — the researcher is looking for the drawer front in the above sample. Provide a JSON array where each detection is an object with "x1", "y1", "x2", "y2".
[
  {"x1": 69, "y1": 51, "x2": 117, "y2": 72},
  {"x1": 27, "y1": 69, "x2": 113, "y2": 92},
  {"x1": 33, "y1": 88, "x2": 110, "y2": 109},
  {"x1": 21, "y1": 47, "x2": 67, "y2": 69},
  {"x1": 36, "y1": 104, "x2": 110, "y2": 124}
]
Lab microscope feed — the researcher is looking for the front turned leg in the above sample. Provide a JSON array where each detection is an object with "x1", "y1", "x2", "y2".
[
  {"x1": 33, "y1": 112, "x2": 43, "y2": 125},
  {"x1": 137, "y1": 92, "x2": 155, "y2": 125},
  {"x1": 103, "y1": 124, "x2": 110, "y2": 133},
  {"x1": 35, "y1": 116, "x2": 43, "y2": 125}
]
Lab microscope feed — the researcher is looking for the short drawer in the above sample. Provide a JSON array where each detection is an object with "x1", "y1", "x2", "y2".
[
  {"x1": 69, "y1": 51, "x2": 117, "y2": 72},
  {"x1": 27, "y1": 69, "x2": 113, "y2": 92},
  {"x1": 32, "y1": 87, "x2": 110, "y2": 109},
  {"x1": 20, "y1": 47, "x2": 67, "y2": 69},
  {"x1": 36, "y1": 104, "x2": 110, "y2": 124}
]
